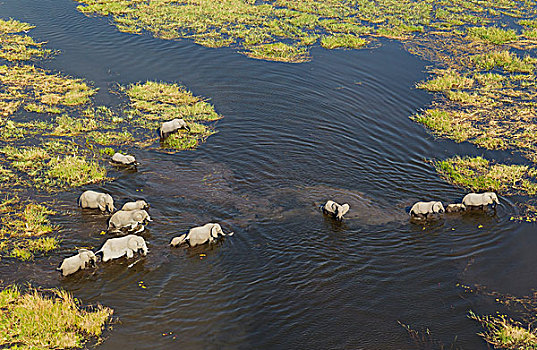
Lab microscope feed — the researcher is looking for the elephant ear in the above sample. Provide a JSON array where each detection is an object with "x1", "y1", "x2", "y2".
[
  {"x1": 127, "y1": 237, "x2": 140, "y2": 250},
  {"x1": 211, "y1": 225, "x2": 220, "y2": 238},
  {"x1": 132, "y1": 212, "x2": 142, "y2": 222},
  {"x1": 97, "y1": 196, "x2": 106, "y2": 211},
  {"x1": 340, "y1": 204, "x2": 350, "y2": 216}
]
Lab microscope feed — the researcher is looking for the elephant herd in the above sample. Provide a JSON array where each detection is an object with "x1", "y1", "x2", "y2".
[
  {"x1": 58, "y1": 118, "x2": 230, "y2": 276},
  {"x1": 58, "y1": 189, "x2": 234, "y2": 276},
  {"x1": 409, "y1": 192, "x2": 500, "y2": 219},
  {"x1": 59, "y1": 190, "x2": 500, "y2": 276},
  {"x1": 320, "y1": 192, "x2": 499, "y2": 222},
  {"x1": 58, "y1": 119, "x2": 501, "y2": 276}
]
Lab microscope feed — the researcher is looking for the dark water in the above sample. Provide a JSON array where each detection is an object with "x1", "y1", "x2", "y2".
[{"x1": 2, "y1": 1, "x2": 536, "y2": 349}]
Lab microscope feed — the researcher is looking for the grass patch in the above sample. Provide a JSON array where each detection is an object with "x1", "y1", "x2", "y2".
[
  {"x1": 0, "y1": 197, "x2": 60, "y2": 260},
  {"x1": 416, "y1": 69, "x2": 474, "y2": 91},
  {"x1": 411, "y1": 109, "x2": 476, "y2": 142},
  {"x1": 471, "y1": 51, "x2": 535, "y2": 73},
  {"x1": 47, "y1": 155, "x2": 107, "y2": 188},
  {"x1": 470, "y1": 312, "x2": 537, "y2": 349},
  {"x1": 0, "y1": 285, "x2": 113, "y2": 349},
  {"x1": 435, "y1": 156, "x2": 537, "y2": 195},
  {"x1": 124, "y1": 81, "x2": 221, "y2": 150},
  {"x1": 87, "y1": 130, "x2": 134, "y2": 145},
  {"x1": 244, "y1": 43, "x2": 309, "y2": 63},
  {"x1": 320, "y1": 34, "x2": 367, "y2": 49},
  {"x1": 161, "y1": 123, "x2": 216, "y2": 150},
  {"x1": 467, "y1": 26, "x2": 517, "y2": 45},
  {"x1": 0, "y1": 19, "x2": 52, "y2": 61}
]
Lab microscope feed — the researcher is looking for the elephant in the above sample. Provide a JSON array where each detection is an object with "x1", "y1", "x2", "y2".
[
  {"x1": 108, "y1": 209, "x2": 152, "y2": 233},
  {"x1": 322, "y1": 200, "x2": 350, "y2": 220},
  {"x1": 159, "y1": 118, "x2": 190, "y2": 139},
  {"x1": 121, "y1": 200, "x2": 149, "y2": 211},
  {"x1": 446, "y1": 203, "x2": 466, "y2": 213},
  {"x1": 78, "y1": 190, "x2": 115, "y2": 212},
  {"x1": 409, "y1": 201, "x2": 445, "y2": 218},
  {"x1": 96, "y1": 234, "x2": 148, "y2": 262},
  {"x1": 462, "y1": 192, "x2": 499, "y2": 208},
  {"x1": 170, "y1": 223, "x2": 234, "y2": 247},
  {"x1": 57, "y1": 249, "x2": 97, "y2": 276},
  {"x1": 111, "y1": 152, "x2": 137, "y2": 166}
]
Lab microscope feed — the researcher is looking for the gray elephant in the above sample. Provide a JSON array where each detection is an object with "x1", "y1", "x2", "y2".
[
  {"x1": 108, "y1": 209, "x2": 152, "y2": 233},
  {"x1": 78, "y1": 190, "x2": 115, "y2": 212},
  {"x1": 159, "y1": 118, "x2": 190, "y2": 139},
  {"x1": 57, "y1": 249, "x2": 97, "y2": 276},
  {"x1": 322, "y1": 200, "x2": 350, "y2": 220},
  {"x1": 446, "y1": 203, "x2": 466, "y2": 213},
  {"x1": 462, "y1": 192, "x2": 499, "y2": 208},
  {"x1": 111, "y1": 152, "x2": 137, "y2": 166},
  {"x1": 409, "y1": 201, "x2": 445, "y2": 218},
  {"x1": 96, "y1": 234, "x2": 148, "y2": 262},
  {"x1": 121, "y1": 200, "x2": 149, "y2": 211},
  {"x1": 170, "y1": 223, "x2": 234, "y2": 247}
]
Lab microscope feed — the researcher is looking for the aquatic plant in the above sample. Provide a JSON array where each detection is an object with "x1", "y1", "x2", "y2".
[
  {"x1": 74, "y1": 0, "x2": 537, "y2": 63},
  {"x1": 0, "y1": 285, "x2": 113, "y2": 349},
  {"x1": 0, "y1": 18, "x2": 52, "y2": 61},
  {"x1": 124, "y1": 81, "x2": 221, "y2": 150},
  {"x1": 435, "y1": 156, "x2": 537, "y2": 196},
  {"x1": 462, "y1": 284, "x2": 537, "y2": 349},
  {"x1": 0, "y1": 197, "x2": 60, "y2": 260}
]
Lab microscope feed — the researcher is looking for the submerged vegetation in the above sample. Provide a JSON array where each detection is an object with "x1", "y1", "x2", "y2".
[
  {"x1": 72, "y1": 0, "x2": 537, "y2": 209},
  {"x1": 0, "y1": 285, "x2": 113, "y2": 349},
  {"x1": 74, "y1": 0, "x2": 537, "y2": 63},
  {"x1": 435, "y1": 156, "x2": 537, "y2": 196},
  {"x1": 0, "y1": 18, "x2": 221, "y2": 196},
  {"x1": 462, "y1": 284, "x2": 537, "y2": 349},
  {"x1": 0, "y1": 196, "x2": 60, "y2": 261}
]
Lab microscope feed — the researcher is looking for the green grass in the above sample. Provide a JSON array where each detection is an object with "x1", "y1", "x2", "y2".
[
  {"x1": 320, "y1": 34, "x2": 367, "y2": 49},
  {"x1": 416, "y1": 70, "x2": 474, "y2": 91},
  {"x1": 87, "y1": 130, "x2": 134, "y2": 145},
  {"x1": 467, "y1": 26, "x2": 517, "y2": 45},
  {"x1": 0, "y1": 286, "x2": 113, "y2": 349},
  {"x1": 0, "y1": 19, "x2": 52, "y2": 61},
  {"x1": 471, "y1": 51, "x2": 535, "y2": 73},
  {"x1": 469, "y1": 312, "x2": 537, "y2": 349},
  {"x1": 435, "y1": 156, "x2": 537, "y2": 195},
  {"x1": 47, "y1": 155, "x2": 107, "y2": 188},
  {"x1": 244, "y1": 43, "x2": 309, "y2": 63},
  {"x1": 411, "y1": 109, "x2": 475, "y2": 142}
]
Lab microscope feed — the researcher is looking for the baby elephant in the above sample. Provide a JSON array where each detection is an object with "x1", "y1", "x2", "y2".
[
  {"x1": 108, "y1": 209, "x2": 152, "y2": 233},
  {"x1": 410, "y1": 201, "x2": 445, "y2": 218},
  {"x1": 170, "y1": 223, "x2": 234, "y2": 247},
  {"x1": 322, "y1": 200, "x2": 350, "y2": 221},
  {"x1": 121, "y1": 200, "x2": 149, "y2": 211},
  {"x1": 96, "y1": 234, "x2": 148, "y2": 262},
  {"x1": 57, "y1": 249, "x2": 97, "y2": 276},
  {"x1": 159, "y1": 118, "x2": 190, "y2": 139},
  {"x1": 446, "y1": 203, "x2": 466, "y2": 213},
  {"x1": 462, "y1": 192, "x2": 499, "y2": 208},
  {"x1": 111, "y1": 152, "x2": 137, "y2": 166},
  {"x1": 79, "y1": 190, "x2": 115, "y2": 212}
]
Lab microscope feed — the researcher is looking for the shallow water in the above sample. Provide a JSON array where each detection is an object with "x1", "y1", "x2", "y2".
[{"x1": 2, "y1": 0, "x2": 536, "y2": 348}]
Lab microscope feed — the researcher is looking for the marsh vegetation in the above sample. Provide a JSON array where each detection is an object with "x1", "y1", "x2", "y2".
[{"x1": 0, "y1": 285, "x2": 113, "y2": 349}]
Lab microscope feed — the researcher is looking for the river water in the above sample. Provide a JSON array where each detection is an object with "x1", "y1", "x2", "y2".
[{"x1": 2, "y1": 1, "x2": 536, "y2": 349}]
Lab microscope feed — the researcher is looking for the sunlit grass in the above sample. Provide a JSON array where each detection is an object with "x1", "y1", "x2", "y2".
[
  {"x1": 47, "y1": 155, "x2": 107, "y2": 188},
  {"x1": 320, "y1": 34, "x2": 367, "y2": 49},
  {"x1": 0, "y1": 286, "x2": 113, "y2": 349},
  {"x1": 435, "y1": 156, "x2": 537, "y2": 195}
]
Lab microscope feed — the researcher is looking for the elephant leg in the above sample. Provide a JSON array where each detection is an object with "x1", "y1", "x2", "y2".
[
  {"x1": 134, "y1": 224, "x2": 145, "y2": 234},
  {"x1": 126, "y1": 249, "x2": 134, "y2": 258}
]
